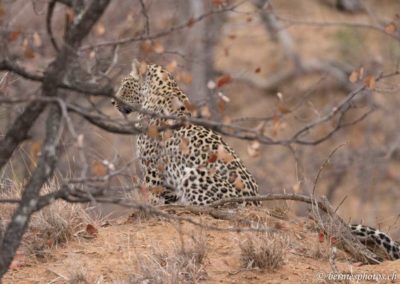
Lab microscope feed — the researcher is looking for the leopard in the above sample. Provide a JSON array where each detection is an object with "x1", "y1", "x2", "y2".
[
  {"x1": 112, "y1": 60, "x2": 400, "y2": 261},
  {"x1": 350, "y1": 224, "x2": 400, "y2": 260},
  {"x1": 112, "y1": 60, "x2": 259, "y2": 206}
]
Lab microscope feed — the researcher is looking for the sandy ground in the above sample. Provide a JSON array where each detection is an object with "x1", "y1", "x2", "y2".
[{"x1": 3, "y1": 206, "x2": 400, "y2": 284}]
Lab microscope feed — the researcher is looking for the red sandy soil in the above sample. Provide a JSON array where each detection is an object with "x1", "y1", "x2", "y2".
[{"x1": 3, "y1": 206, "x2": 400, "y2": 284}]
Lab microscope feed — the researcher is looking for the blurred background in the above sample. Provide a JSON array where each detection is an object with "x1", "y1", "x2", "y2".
[{"x1": 1, "y1": 0, "x2": 400, "y2": 237}]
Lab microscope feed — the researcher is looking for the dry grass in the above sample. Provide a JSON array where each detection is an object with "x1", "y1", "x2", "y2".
[
  {"x1": 0, "y1": 180, "x2": 100, "y2": 260},
  {"x1": 239, "y1": 232, "x2": 288, "y2": 271},
  {"x1": 129, "y1": 231, "x2": 208, "y2": 284}
]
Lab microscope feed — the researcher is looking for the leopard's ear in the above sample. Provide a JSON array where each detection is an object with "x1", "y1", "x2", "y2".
[{"x1": 130, "y1": 59, "x2": 147, "y2": 79}]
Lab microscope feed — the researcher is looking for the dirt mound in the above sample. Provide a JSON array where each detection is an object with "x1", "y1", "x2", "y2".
[{"x1": 3, "y1": 207, "x2": 399, "y2": 283}]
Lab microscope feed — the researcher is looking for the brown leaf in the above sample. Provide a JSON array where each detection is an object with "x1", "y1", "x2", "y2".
[
  {"x1": 163, "y1": 129, "x2": 173, "y2": 141},
  {"x1": 157, "y1": 162, "x2": 166, "y2": 172},
  {"x1": 0, "y1": 4, "x2": 5, "y2": 17},
  {"x1": 147, "y1": 125, "x2": 159, "y2": 138},
  {"x1": 247, "y1": 141, "x2": 260, "y2": 158},
  {"x1": 30, "y1": 141, "x2": 41, "y2": 164},
  {"x1": 149, "y1": 186, "x2": 164, "y2": 194},
  {"x1": 65, "y1": 8, "x2": 75, "y2": 26},
  {"x1": 349, "y1": 70, "x2": 359, "y2": 83},
  {"x1": 217, "y1": 99, "x2": 225, "y2": 113},
  {"x1": 177, "y1": 71, "x2": 193, "y2": 85},
  {"x1": 200, "y1": 106, "x2": 211, "y2": 118},
  {"x1": 179, "y1": 138, "x2": 190, "y2": 155},
  {"x1": 166, "y1": 60, "x2": 178, "y2": 73},
  {"x1": 208, "y1": 152, "x2": 218, "y2": 163},
  {"x1": 216, "y1": 74, "x2": 232, "y2": 88},
  {"x1": 228, "y1": 34, "x2": 237, "y2": 40},
  {"x1": 86, "y1": 224, "x2": 98, "y2": 237},
  {"x1": 33, "y1": 32, "x2": 42, "y2": 47},
  {"x1": 183, "y1": 100, "x2": 197, "y2": 112},
  {"x1": 364, "y1": 75, "x2": 376, "y2": 89},
  {"x1": 217, "y1": 145, "x2": 234, "y2": 163},
  {"x1": 212, "y1": 0, "x2": 226, "y2": 7},
  {"x1": 153, "y1": 42, "x2": 164, "y2": 54},
  {"x1": 384, "y1": 22, "x2": 397, "y2": 34},
  {"x1": 187, "y1": 17, "x2": 195, "y2": 28},
  {"x1": 277, "y1": 102, "x2": 291, "y2": 114},
  {"x1": 208, "y1": 167, "x2": 217, "y2": 176},
  {"x1": 23, "y1": 46, "x2": 35, "y2": 59},
  {"x1": 234, "y1": 176, "x2": 244, "y2": 190},
  {"x1": 141, "y1": 40, "x2": 153, "y2": 53},
  {"x1": 8, "y1": 31, "x2": 20, "y2": 42},
  {"x1": 139, "y1": 61, "x2": 148, "y2": 76},
  {"x1": 92, "y1": 160, "x2": 107, "y2": 176},
  {"x1": 95, "y1": 22, "x2": 105, "y2": 36}
]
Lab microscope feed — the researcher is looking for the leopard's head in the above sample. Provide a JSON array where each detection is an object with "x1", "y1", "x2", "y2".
[{"x1": 111, "y1": 60, "x2": 143, "y2": 115}]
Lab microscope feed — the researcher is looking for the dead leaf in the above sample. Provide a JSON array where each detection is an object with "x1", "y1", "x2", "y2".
[
  {"x1": 349, "y1": 70, "x2": 359, "y2": 83},
  {"x1": 208, "y1": 152, "x2": 218, "y2": 163},
  {"x1": 147, "y1": 125, "x2": 159, "y2": 138},
  {"x1": 141, "y1": 40, "x2": 153, "y2": 53},
  {"x1": 33, "y1": 32, "x2": 42, "y2": 47},
  {"x1": 86, "y1": 224, "x2": 98, "y2": 237},
  {"x1": 207, "y1": 80, "x2": 216, "y2": 90},
  {"x1": 216, "y1": 74, "x2": 232, "y2": 88},
  {"x1": 139, "y1": 61, "x2": 148, "y2": 76},
  {"x1": 187, "y1": 17, "x2": 195, "y2": 28},
  {"x1": 163, "y1": 129, "x2": 173, "y2": 141},
  {"x1": 65, "y1": 8, "x2": 75, "y2": 26},
  {"x1": 153, "y1": 42, "x2": 164, "y2": 54},
  {"x1": 183, "y1": 100, "x2": 197, "y2": 112},
  {"x1": 149, "y1": 186, "x2": 164, "y2": 194},
  {"x1": 166, "y1": 60, "x2": 178, "y2": 73},
  {"x1": 217, "y1": 145, "x2": 234, "y2": 163},
  {"x1": 95, "y1": 22, "x2": 106, "y2": 36},
  {"x1": 247, "y1": 141, "x2": 260, "y2": 158},
  {"x1": 212, "y1": 0, "x2": 226, "y2": 6},
  {"x1": 23, "y1": 46, "x2": 35, "y2": 59},
  {"x1": 384, "y1": 22, "x2": 397, "y2": 34},
  {"x1": 8, "y1": 31, "x2": 20, "y2": 42},
  {"x1": 157, "y1": 162, "x2": 166, "y2": 172},
  {"x1": 177, "y1": 71, "x2": 193, "y2": 85},
  {"x1": 91, "y1": 160, "x2": 107, "y2": 176},
  {"x1": 179, "y1": 138, "x2": 190, "y2": 155},
  {"x1": 30, "y1": 141, "x2": 42, "y2": 164},
  {"x1": 208, "y1": 167, "x2": 217, "y2": 176},
  {"x1": 277, "y1": 102, "x2": 291, "y2": 114},
  {"x1": 234, "y1": 176, "x2": 244, "y2": 189},
  {"x1": 0, "y1": 4, "x2": 5, "y2": 17},
  {"x1": 364, "y1": 75, "x2": 376, "y2": 89},
  {"x1": 217, "y1": 99, "x2": 225, "y2": 113},
  {"x1": 292, "y1": 181, "x2": 301, "y2": 193},
  {"x1": 200, "y1": 106, "x2": 211, "y2": 118}
]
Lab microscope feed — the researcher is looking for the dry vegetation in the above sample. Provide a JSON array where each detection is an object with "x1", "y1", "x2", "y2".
[{"x1": 1, "y1": 0, "x2": 400, "y2": 283}]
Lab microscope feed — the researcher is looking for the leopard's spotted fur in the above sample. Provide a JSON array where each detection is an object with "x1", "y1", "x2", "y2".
[{"x1": 112, "y1": 61, "x2": 259, "y2": 206}]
